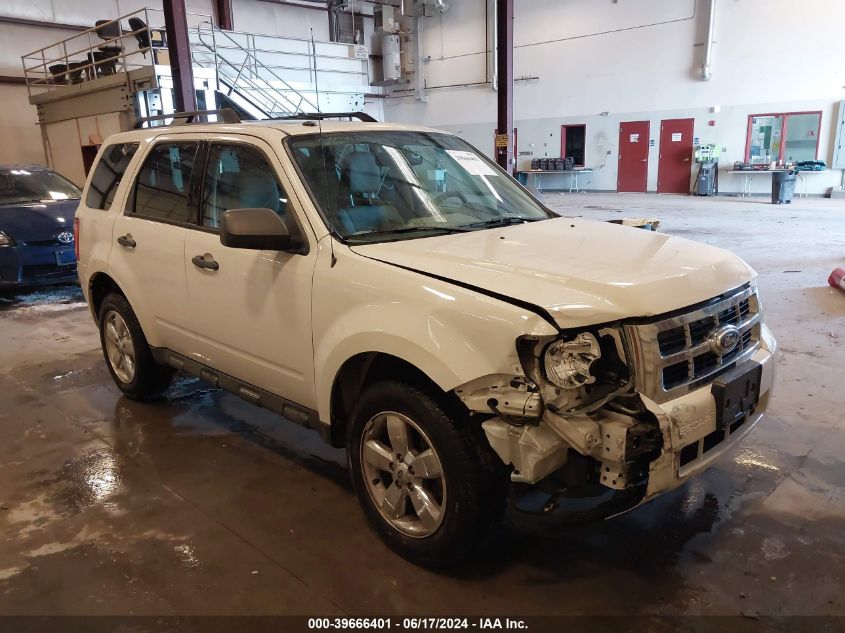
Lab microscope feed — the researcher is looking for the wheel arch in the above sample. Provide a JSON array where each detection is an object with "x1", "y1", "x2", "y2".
[
  {"x1": 326, "y1": 350, "x2": 467, "y2": 449},
  {"x1": 89, "y1": 271, "x2": 128, "y2": 320}
]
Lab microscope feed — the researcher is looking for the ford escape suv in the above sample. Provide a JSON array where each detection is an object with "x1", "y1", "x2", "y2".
[{"x1": 75, "y1": 115, "x2": 777, "y2": 566}]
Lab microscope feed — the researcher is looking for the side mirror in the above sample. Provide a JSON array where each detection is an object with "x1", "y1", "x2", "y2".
[{"x1": 220, "y1": 208, "x2": 293, "y2": 251}]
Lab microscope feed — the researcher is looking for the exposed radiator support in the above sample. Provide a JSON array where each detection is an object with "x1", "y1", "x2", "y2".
[{"x1": 700, "y1": 0, "x2": 716, "y2": 81}]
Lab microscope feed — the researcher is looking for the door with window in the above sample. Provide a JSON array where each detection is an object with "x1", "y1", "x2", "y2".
[
  {"x1": 617, "y1": 121, "x2": 650, "y2": 192},
  {"x1": 108, "y1": 138, "x2": 200, "y2": 353},
  {"x1": 657, "y1": 118, "x2": 694, "y2": 194},
  {"x1": 184, "y1": 137, "x2": 317, "y2": 408}
]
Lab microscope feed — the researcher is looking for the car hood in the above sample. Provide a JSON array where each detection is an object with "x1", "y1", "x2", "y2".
[
  {"x1": 350, "y1": 217, "x2": 756, "y2": 328},
  {"x1": 0, "y1": 200, "x2": 79, "y2": 243}
]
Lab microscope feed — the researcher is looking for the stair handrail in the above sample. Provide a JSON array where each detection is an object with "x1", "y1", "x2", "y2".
[
  {"x1": 193, "y1": 21, "x2": 318, "y2": 115},
  {"x1": 190, "y1": 42, "x2": 300, "y2": 117}
]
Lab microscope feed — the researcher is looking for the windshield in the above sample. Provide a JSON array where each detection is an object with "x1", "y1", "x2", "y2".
[
  {"x1": 0, "y1": 168, "x2": 81, "y2": 206},
  {"x1": 288, "y1": 131, "x2": 555, "y2": 243}
]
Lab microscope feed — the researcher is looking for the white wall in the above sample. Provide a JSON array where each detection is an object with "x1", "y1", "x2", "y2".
[
  {"x1": 0, "y1": 83, "x2": 45, "y2": 166},
  {"x1": 385, "y1": 0, "x2": 845, "y2": 195},
  {"x1": 231, "y1": 0, "x2": 330, "y2": 40}
]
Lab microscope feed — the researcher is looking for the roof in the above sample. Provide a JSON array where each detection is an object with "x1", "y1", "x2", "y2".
[{"x1": 106, "y1": 119, "x2": 448, "y2": 145}]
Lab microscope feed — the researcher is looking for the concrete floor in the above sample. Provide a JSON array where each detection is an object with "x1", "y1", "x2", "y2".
[{"x1": 0, "y1": 193, "x2": 843, "y2": 617}]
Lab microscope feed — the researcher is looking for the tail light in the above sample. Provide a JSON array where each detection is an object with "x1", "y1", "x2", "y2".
[{"x1": 73, "y1": 217, "x2": 80, "y2": 261}]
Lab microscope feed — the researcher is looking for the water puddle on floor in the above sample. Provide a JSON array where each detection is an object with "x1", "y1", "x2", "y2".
[{"x1": 0, "y1": 284, "x2": 86, "y2": 319}]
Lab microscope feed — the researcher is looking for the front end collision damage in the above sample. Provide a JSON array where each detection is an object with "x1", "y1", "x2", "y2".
[
  {"x1": 455, "y1": 326, "x2": 663, "y2": 492},
  {"x1": 456, "y1": 317, "x2": 776, "y2": 519}
]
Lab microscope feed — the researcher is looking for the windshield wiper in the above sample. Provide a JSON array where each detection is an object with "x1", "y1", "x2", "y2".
[
  {"x1": 459, "y1": 216, "x2": 545, "y2": 229},
  {"x1": 347, "y1": 225, "x2": 470, "y2": 240}
]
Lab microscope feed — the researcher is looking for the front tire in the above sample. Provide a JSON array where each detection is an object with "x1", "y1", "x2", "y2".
[
  {"x1": 98, "y1": 293, "x2": 173, "y2": 400},
  {"x1": 348, "y1": 381, "x2": 505, "y2": 567}
]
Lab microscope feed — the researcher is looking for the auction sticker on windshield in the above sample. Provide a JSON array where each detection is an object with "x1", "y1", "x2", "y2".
[{"x1": 446, "y1": 150, "x2": 498, "y2": 177}]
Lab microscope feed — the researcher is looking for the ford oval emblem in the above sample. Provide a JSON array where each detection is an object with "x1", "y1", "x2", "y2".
[
  {"x1": 57, "y1": 231, "x2": 74, "y2": 244},
  {"x1": 709, "y1": 325, "x2": 741, "y2": 355}
]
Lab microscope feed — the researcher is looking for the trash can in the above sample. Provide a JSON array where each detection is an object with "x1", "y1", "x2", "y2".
[
  {"x1": 772, "y1": 170, "x2": 797, "y2": 204},
  {"x1": 697, "y1": 162, "x2": 717, "y2": 196}
]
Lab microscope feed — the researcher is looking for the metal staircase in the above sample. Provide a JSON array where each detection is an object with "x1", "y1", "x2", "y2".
[{"x1": 189, "y1": 22, "x2": 319, "y2": 119}]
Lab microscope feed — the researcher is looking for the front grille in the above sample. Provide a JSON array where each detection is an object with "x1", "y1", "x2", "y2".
[
  {"x1": 624, "y1": 284, "x2": 762, "y2": 403},
  {"x1": 23, "y1": 238, "x2": 62, "y2": 247}
]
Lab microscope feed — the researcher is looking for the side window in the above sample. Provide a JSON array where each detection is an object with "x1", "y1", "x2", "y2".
[
  {"x1": 132, "y1": 142, "x2": 199, "y2": 223},
  {"x1": 202, "y1": 144, "x2": 288, "y2": 229},
  {"x1": 86, "y1": 142, "x2": 139, "y2": 210}
]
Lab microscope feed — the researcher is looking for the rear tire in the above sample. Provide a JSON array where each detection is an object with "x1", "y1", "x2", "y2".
[
  {"x1": 348, "y1": 380, "x2": 505, "y2": 567},
  {"x1": 98, "y1": 293, "x2": 173, "y2": 400}
]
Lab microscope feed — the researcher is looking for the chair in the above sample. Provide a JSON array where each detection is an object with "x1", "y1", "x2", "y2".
[
  {"x1": 128, "y1": 17, "x2": 150, "y2": 54},
  {"x1": 128, "y1": 17, "x2": 167, "y2": 62},
  {"x1": 336, "y1": 151, "x2": 399, "y2": 234},
  {"x1": 88, "y1": 50, "x2": 122, "y2": 76},
  {"x1": 92, "y1": 19, "x2": 124, "y2": 76},
  {"x1": 48, "y1": 63, "x2": 68, "y2": 84},
  {"x1": 95, "y1": 19, "x2": 122, "y2": 43},
  {"x1": 67, "y1": 61, "x2": 87, "y2": 84}
]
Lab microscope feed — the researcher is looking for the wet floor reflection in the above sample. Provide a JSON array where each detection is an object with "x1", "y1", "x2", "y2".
[
  {"x1": 0, "y1": 283, "x2": 85, "y2": 316},
  {"x1": 4, "y1": 337, "x2": 842, "y2": 615}
]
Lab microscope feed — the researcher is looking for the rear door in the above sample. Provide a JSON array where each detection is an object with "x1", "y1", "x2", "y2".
[
  {"x1": 657, "y1": 118, "x2": 695, "y2": 194},
  {"x1": 108, "y1": 137, "x2": 200, "y2": 353},
  {"x1": 183, "y1": 135, "x2": 318, "y2": 408},
  {"x1": 617, "y1": 121, "x2": 650, "y2": 192}
]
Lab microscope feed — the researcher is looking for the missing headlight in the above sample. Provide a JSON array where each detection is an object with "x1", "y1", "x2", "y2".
[
  {"x1": 518, "y1": 327, "x2": 632, "y2": 414},
  {"x1": 543, "y1": 332, "x2": 601, "y2": 389}
]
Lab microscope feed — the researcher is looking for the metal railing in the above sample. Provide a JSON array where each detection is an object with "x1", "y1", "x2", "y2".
[
  {"x1": 191, "y1": 22, "x2": 319, "y2": 117},
  {"x1": 21, "y1": 7, "x2": 372, "y2": 118},
  {"x1": 20, "y1": 8, "x2": 212, "y2": 98}
]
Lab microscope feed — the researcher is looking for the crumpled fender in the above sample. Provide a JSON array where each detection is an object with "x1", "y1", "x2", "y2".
[{"x1": 312, "y1": 241, "x2": 557, "y2": 423}]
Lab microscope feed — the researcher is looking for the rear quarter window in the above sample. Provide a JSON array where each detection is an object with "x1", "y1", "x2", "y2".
[{"x1": 86, "y1": 143, "x2": 140, "y2": 210}]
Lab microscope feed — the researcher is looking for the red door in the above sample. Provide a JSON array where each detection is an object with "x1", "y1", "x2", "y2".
[
  {"x1": 657, "y1": 118, "x2": 695, "y2": 194},
  {"x1": 617, "y1": 121, "x2": 650, "y2": 192}
]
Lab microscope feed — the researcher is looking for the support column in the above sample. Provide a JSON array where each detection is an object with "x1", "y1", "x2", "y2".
[
  {"x1": 213, "y1": 0, "x2": 234, "y2": 31},
  {"x1": 163, "y1": 0, "x2": 196, "y2": 113},
  {"x1": 495, "y1": 0, "x2": 513, "y2": 172}
]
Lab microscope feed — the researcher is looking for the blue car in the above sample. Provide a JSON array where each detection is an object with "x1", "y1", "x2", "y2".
[{"x1": 0, "y1": 165, "x2": 81, "y2": 290}]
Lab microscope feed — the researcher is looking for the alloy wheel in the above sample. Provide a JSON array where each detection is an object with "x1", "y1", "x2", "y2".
[
  {"x1": 360, "y1": 411, "x2": 447, "y2": 538},
  {"x1": 103, "y1": 310, "x2": 136, "y2": 384}
]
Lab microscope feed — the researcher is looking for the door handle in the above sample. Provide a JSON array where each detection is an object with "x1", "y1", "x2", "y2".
[
  {"x1": 117, "y1": 234, "x2": 136, "y2": 248},
  {"x1": 641, "y1": 159, "x2": 648, "y2": 162},
  {"x1": 192, "y1": 253, "x2": 219, "y2": 271},
  {"x1": 683, "y1": 157, "x2": 691, "y2": 162}
]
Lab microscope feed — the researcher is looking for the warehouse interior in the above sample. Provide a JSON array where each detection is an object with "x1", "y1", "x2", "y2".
[{"x1": 0, "y1": 0, "x2": 843, "y2": 626}]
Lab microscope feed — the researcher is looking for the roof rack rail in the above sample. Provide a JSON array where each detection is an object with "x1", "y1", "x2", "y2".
[
  {"x1": 134, "y1": 108, "x2": 241, "y2": 129},
  {"x1": 270, "y1": 112, "x2": 378, "y2": 123}
]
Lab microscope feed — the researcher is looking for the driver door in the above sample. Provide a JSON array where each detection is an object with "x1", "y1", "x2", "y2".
[{"x1": 184, "y1": 135, "x2": 317, "y2": 409}]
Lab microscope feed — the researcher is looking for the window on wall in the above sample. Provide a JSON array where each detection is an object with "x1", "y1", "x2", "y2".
[
  {"x1": 746, "y1": 112, "x2": 821, "y2": 164},
  {"x1": 561, "y1": 124, "x2": 586, "y2": 166}
]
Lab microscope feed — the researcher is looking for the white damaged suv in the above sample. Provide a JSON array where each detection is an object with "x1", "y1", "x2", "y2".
[{"x1": 75, "y1": 115, "x2": 776, "y2": 566}]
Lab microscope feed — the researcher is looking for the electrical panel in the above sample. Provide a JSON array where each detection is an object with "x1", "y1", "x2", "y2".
[{"x1": 375, "y1": 6, "x2": 400, "y2": 33}]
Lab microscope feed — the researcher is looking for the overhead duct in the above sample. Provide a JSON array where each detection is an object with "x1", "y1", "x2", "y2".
[{"x1": 700, "y1": 0, "x2": 716, "y2": 81}]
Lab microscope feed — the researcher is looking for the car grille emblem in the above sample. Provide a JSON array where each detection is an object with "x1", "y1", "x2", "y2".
[
  {"x1": 709, "y1": 325, "x2": 741, "y2": 356},
  {"x1": 57, "y1": 231, "x2": 74, "y2": 244}
]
